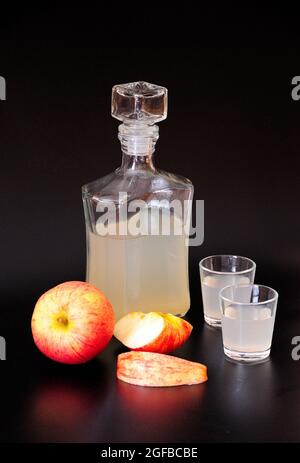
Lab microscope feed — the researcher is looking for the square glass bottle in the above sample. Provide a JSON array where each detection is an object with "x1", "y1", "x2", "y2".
[{"x1": 82, "y1": 82, "x2": 194, "y2": 320}]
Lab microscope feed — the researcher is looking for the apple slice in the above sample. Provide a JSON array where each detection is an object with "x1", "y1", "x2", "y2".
[
  {"x1": 114, "y1": 312, "x2": 192, "y2": 354},
  {"x1": 117, "y1": 351, "x2": 208, "y2": 387}
]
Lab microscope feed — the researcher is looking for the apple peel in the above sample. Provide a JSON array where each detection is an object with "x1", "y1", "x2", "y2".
[
  {"x1": 117, "y1": 351, "x2": 208, "y2": 387},
  {"x1": 114, "y1": 312, "x2": 193, "y2": 354}
]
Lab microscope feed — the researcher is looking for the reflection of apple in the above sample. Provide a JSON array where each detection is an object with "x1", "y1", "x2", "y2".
[
  {"x1": 116, "y1": 374, "x2": 207, "y2": 441},
  {"x1": 114, "y1": 312, "x2": 192, "y2": 354},
  {"x1": 31, "y1": 383, "x2": 92, "y2": 425},
  {"x1": 26, "y1": 381, "x2": 96, "y2": 442},
  {"x1": 31, "y1": 281, "x2": 114, "y2": 364},
  {"x1": 117, "y1": 378, "x2": 206, "y2": 422}
]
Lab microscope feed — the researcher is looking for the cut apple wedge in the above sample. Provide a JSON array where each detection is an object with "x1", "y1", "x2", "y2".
[
  {"x1": 117, "y1": 351, "x2": 208, "y2": 387},
  {"x1": 114, "y1": 312, "x2": 193, "y2": 354}
]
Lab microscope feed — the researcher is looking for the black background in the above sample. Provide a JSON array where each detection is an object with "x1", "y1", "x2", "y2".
[{"x1": 0, "y1": 7, "x2": 300, "y2": 443}]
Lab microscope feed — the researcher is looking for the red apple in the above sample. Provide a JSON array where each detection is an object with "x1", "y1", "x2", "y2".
[
  {"x1": 114, "y1": 312, "x2": 192, "y2": 354},
  {"x1": 31, "y1": 281, "x2": 114, "y2": 364}
]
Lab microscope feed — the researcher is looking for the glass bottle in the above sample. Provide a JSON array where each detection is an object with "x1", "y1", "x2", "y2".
[{"x1": 82, "y1": 82, "x2": 193, "y2": 320}]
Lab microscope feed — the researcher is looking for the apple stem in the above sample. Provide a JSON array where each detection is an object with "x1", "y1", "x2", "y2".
[{"x1": 57, "y1": 317, "x2": 68, "y2": 326}]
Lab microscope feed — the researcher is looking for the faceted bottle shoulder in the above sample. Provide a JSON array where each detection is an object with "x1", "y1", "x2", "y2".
[
  {"x1": 82, "y1": 171, "x2": 117, "y2": 199},
  {"x1": 82, "y1": 169, "x2": 193, "y2": 203},
  {"x1": 154, "y1": 169, "x2": 193, "y2": 191}
]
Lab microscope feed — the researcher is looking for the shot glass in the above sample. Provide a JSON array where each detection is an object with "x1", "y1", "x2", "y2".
[
  {"x1": 199, "y1": 255, "x2": 256, "y2": 327},
  {"x1": 220, "y1": 284, "x2": 278, "y2": 362}
]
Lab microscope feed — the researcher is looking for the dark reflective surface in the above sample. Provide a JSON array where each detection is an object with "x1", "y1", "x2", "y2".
[{"x1": 0, "y1": 289, "x2": 299, "y2": 443}]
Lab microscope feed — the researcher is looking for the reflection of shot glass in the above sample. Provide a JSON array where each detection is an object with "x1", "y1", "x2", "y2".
[
  {"x1": 220, "y1": 284, "x2": 278, "y2": 362},
  {"x1": 199, "y1": 255, "x2": 256, "y2": 327}
]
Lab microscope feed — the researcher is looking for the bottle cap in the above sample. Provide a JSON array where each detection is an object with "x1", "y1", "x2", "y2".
[{"x1": 112, "y1": 81, "x2": 167, "y2": 124}]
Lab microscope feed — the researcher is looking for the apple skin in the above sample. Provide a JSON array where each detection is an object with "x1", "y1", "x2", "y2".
[
  {"x1": 114, "y1": 312, "x2": 193, "y2": 354},
  {"x1": 136, "y1": 313, "x2": 192, "y2": 354},
  {"x1": 31, "y1": 281, "x2": 115, "y2": 364}
]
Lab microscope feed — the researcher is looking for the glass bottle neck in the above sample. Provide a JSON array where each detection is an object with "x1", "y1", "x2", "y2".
[
  {"x1": 117, "y1": 123, "x2": 158, "y2": 172},
  {"x1": 120, "y1": 152, "x2": 155, "y2": 171}
]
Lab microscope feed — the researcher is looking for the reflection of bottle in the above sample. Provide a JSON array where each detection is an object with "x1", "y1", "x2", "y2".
[{"x1": 82, "y1": 82, "x2": 193, "y2": 320}]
